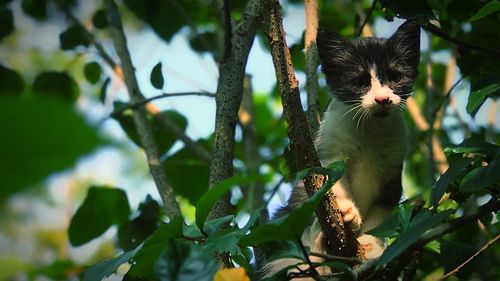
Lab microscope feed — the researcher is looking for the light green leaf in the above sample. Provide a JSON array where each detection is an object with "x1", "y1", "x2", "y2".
[
  {"x1": 69, "y1": 187, "x2": 130, "y2": 246},
  {"x1": 468, "y1": 1, "x2": 500, "y2": 22},
  {"x1": 195, "y1": 175, "x2": 257, "y2": 232},
  {"x1": 82, "y1": 247, "x2": 140, "y2": 281},
  {"x1": 377, "y1": 209, "x2": 454, "y2": 267},
  {"x1": 466, "y1": 83, "x2": 500, "y2": 115}
]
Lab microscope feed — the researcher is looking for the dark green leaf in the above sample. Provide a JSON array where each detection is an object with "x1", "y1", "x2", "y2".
[
  {"x1": 195, "y1": 175, "x2": 257, "y2": 232},
  {"x1": 69, "y1": 186, "x2": 131, "y2": 246},
  {"x1": 0, "y1": 96, "x2": 104, "y2": 199},
  {"x1": 83, "y1": 62, "x2": 102, "y2": 84},
  {"x1": 377, "y1": 209, "x2": 454, "y2": 267},
  {"x1": 113, "y1": 106, "x2": 188, "y2": 155},
  {"x1": 203, "y1": 228, "x2": 247, "y2": 255},
  {"x1": 240, "y1": 163, "x2": 344, "y2": 245},
  {"x1": 92, "y1": 9, "x2": 108, "y2": 29},
  {"x1": 150, "y1": 62, "x2": 164, "y2": 89},
  {"x1": 123, "y1": 0, "x2": 215, "y2": 42},
  {"x1": 118, "y1": 195, "x2": 161, "y2": 251},
  {"x1": 21, "y1": 0, "x2": 47, "y2": 20},
  {"x1": 367, "y1": 213, "x2": 399, "y2": 238},
  {"x1": 163, "y1": 141, "x2": 209, "y2": 205},
  {"x1": 83, "y1": 246, "x2": 140, "y2": 281},
  {"x1": 430, "y1": 157, "x2": 474, "y2": 207},
  {"x1": 0, "y1": 8, "x2": 13, "y2": 41},
  {"x1": 99, "y1": 78, "x2": 110, "y2": 104},
  {"x1": 153, "y1": 240, "x2": 218, "y2": 281},
  {"x1": 466, "y1": 83, "x2": 500, "y2": 115},
  {"x1": 59, "y1": 24, "x2": 90, "y2": 50},
  {"x1": 126, "y1": 217, "x2": 184, "y2": 279},
  {"x1": 0, "y1": 64, "x2": 24, "y2": 95},
  {"x1": 468, "y1": 1, "x2": 500, "y2": 22},
  {"x1": 37, "y1": 260, "x2": 75, "y2": 280},
  {"x1": 33, "y1": 71, "x2": 80, "y2": 103},
  {"x1": 460, "y1": 150, "x2": 500, "y2": 192},
  {"x1": 397, "y1": 203, "x2": 414, "y2": 232}
]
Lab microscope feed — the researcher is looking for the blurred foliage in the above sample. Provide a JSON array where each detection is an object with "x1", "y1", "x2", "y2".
[{"x1": 0, "y1": 0, "x2": 499, "y2": 280}]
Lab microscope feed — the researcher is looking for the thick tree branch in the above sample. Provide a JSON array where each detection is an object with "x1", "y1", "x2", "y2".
[
  {"x1": 264, "y1": 0, "x2": 362, "y2": 259},
  {"x1": 304, "y1": 0, "x2": 321, "y2": 134},
  {"x1": 206, "y1": 0, "x2": 262, "y2": 228},
  {"x1": 104, "y1": 0, "x2": 181, "y2": 218}
]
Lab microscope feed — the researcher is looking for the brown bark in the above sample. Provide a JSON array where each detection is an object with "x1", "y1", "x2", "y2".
[
  {"x1": 264, "y1": 0, "x2": 362, "y2": 258},
  {"x1": 304, "y1": 0, "x2": 321, "y2": 134}
]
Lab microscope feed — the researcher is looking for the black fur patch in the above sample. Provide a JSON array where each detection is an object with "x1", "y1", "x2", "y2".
[{"x1": 316, "y1": 20, "x2": 420, "y2": 104}]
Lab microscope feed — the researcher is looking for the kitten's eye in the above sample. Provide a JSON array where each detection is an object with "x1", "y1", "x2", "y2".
[
  {"x1": 388, "y1": 70, "x2": 402, "y2": 82},
  {"x1": 352, "y1": 75, "x2": 370, "y2": 87}
]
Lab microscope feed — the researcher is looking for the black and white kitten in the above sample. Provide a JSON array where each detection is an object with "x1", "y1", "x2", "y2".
[{"x1": 264, "y1": 20, "x2": 420, "y2": 278}]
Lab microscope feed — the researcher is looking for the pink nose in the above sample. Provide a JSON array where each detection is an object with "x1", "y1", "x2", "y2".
[{"x1": 375, "y1": 96, "x2": 391, "y2": 105}]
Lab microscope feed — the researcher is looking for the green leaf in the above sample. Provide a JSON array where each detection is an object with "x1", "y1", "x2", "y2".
[
  {"x1": 59, "y1": 24, "x2": 90, "y2": 50},
  {"x1": 83, "y1": 246, "x2": 141, "y2": 281},
  {"x1": 21, "y1": 0, "x2": 47, "y2": 20},
  {"x1": 195, "y1": 175, "x2": 257, "y2": 232},
  {"x1": 126, "y1": 217, "x2": 184, "y2": 279},
  {"x1": 83, "y1": 62, "x2": 102, "y2": 84},
  {"x1": 240, "y1": 163, "x2": 344, "y2": 245},
  {"x1": 163, "y1": 140, "x2": 209, "y2": 205},
  {"x1": 153, "y1": 240, "x2": 218, "y2": 281},
  {"x1": 203, "y1": 228, "x2": 247, "y2": 256},
  {"x1": 430, "y1": 157, "x2": 474, "y2": 207},
  {"x1": 377, "y1": 209, "x2": 454, "y2": 267},
  {"x1": 69, "y1": 186, "x2": 131, "y2": 246},
  {"x1": 466, "y1": 83, "x2": 500, "y2": 115},
  {"x1": 0, "y1": 64, "x2": 24, "y2": 95},
  {"x1": 33, "y1": 71, "x2": 80, "y2": 103},
  {"x1": 118, "y1": 195, "x2": 161, "y2": 251},
  {"x1": 0, "y1": 96, "x2": 104, "y2": 199},
  {"x1": 397, "y1": 203, "x2": 414, "y2": 232},
  {"x1": 468, "y1": 1, "x2": 500, "y2": 22},
  {"x1": 367, "y1": 213, "x2": 399, "y2": 238},
  {"x1": 113, "y1": 106, "x2": 188, "y2": 155},
  {"x1": 0, "y1": 8, "x2": 14, "y2": 41},
  {"x1": 92, "y1": 9, "x2": 108, "y2": 29},
  {"x1": 99, "y1": 78, "x2": 110, "y2": 104},
  {"x1": 150, "y1": 62, "x2": 164, "y2": 89},
  {"x1": 460, "y1": 150, "x2": 500, "y2": 192}
]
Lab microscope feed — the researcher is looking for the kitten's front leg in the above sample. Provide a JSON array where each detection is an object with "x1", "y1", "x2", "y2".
[{"x1": 333, "y1": 180, "x2": 362, "y2": 232}]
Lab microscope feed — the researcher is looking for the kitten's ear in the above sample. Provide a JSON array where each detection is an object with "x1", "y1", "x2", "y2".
[
  {"x1": 316, "y1": 27, "x2": 349, "y2": 72},
  {"x1": 389, "y1": 20, "x2": 421, "y2": 67}
]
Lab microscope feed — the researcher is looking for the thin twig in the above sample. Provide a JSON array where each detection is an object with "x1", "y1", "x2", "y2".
[
  {"x1": 423, "y1": 23, "x2": 500, "y2": 55},
  {"x1": 104, "y1": 0, "x2": 181, "y2": 218},
  {"x1": 296, "y1": 235, "x2": 321, "y2": 280},
  {"x1": 357, "y1": 0, "x2": 378, "y2": 37},
  {"x1": 439, "y1": 234, "x2": 500, "y2": 280},
  {"x1": 109, "y1": 91, "x2": 215, "y2": 118},
  {"x1": 309, "y1": 251, "x2": 362, "y2": 264}
]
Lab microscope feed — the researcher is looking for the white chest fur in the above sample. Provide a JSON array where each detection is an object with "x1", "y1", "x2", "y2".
[{"x1": 315, "y1": 98, "x2": 407, "y2": 218}]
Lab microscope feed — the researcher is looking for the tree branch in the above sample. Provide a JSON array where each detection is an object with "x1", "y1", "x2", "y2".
[
  {"x1": 357, "y1": 0, "x2": 378, "y2": 37},
  {"x1": 54, "y1": 1, "x2": 212, "y2": 164},
  {"x1": 206, "y1": 0, "x2": 262, "y2": 264},
  {"x1": 439, "y1": 234, "x2": 500, "y2": 280},
  {"x1": 422, "y1": 23, "x2": 500, "y2": 55},
  {"x1": 264, "y1": 0, "x2": 362, "y2": 259},
  {"x1": 304, "y1": 0, "x2": 321, "y2": 134},
  {"x1": 104, "y1": 0, "x2": 180, "y2": 218},
  {"x1": 109, "y1": 91, "x2": 215, "y2": 118}
]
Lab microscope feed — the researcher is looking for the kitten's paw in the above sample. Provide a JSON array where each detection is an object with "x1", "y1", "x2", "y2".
[
  {"x1": 357, "y1": 234, "x2": 384, "y2": 259},
  {"x1": 337, "y1": 198, "x2": 362, "y2": 231}
]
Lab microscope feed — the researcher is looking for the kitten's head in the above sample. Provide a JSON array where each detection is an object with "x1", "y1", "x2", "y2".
[{"x1": 317, "y1": 20, "x2": 420, "y2": 118}]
